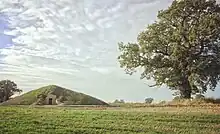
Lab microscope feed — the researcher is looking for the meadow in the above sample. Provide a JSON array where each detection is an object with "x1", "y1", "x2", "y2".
[{"x1": 0, "y1": 106, "x2": 220, "y2": 134}]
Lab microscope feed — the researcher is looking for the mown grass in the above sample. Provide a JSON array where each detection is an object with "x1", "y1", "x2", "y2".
[{"x1": 0, "y1": 106, "x2": 220, "y2": 134}]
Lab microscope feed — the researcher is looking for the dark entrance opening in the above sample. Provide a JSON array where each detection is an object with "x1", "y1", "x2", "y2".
[{"x1": 48, "y1": 98, "x2": 53, "y2": 105}]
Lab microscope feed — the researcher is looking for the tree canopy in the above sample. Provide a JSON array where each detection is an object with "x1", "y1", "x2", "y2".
[
  {"x1": 118, "y1": 0, "x2": 220, "y2": 99},
  {"x1": 145, "y1": 98, "x2": 154, "y2": 104},
  {"x1": 113, "y1": 99, "x2": 125, "y2": 104},
  {"x1": 0, "y1": 80, "x2": 22, "y2": 102}
]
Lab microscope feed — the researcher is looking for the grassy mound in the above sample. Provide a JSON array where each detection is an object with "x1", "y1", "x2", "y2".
[{"x1": 1, "y1": 85, "x2": 108, "y2": 106}]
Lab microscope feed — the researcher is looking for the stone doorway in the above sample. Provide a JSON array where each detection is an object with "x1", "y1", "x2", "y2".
[
  {"x1": 48, "y1": 98, "x2": 53, "y2": 105},
  {"x1": 45, "y1": 94, "x2": 56, "y2": 105}
]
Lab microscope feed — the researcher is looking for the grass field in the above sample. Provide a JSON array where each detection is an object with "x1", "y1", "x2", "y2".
[{"x1": 0, "y1": 106, "x2": 220, "y2": 134}]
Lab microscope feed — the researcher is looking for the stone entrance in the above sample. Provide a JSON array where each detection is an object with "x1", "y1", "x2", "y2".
[
  {"x1": 45, "y1": 94, "x2": 56, "y2": 105},
  {"x1": 48, "y1": 98, "x2": 53, "y2": 105}
]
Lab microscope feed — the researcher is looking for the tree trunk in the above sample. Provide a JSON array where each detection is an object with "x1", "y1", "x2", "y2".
[
  {"x1": 180, "y1": 88, "x2": 192, "y2": 99},
  {"x1": 179, "y1": 78, "x2": 192, "y2": 99}
]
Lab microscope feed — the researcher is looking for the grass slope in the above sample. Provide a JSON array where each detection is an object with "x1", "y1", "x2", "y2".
[
  {"x1": 1, "y1": 85, "x2": 108, "y2": 105},
  {"x1": 0, "y1": 106, "x2": 220, "y2": 134}
]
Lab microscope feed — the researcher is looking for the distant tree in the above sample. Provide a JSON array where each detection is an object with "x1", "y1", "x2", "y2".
[
  {"x1": 114, "y1": 99, "x2": 119, "y2": 103},
  {"x1": 145, "y1": 98, "x2": 154, "y2": 104},
  {"x1": 0, "y1": 80, "x2": 22, "y2": 102},
  {"x1": 114, "y1": 99, "x2": 125, "y2": 103},
  {"x1": 158, "y1": 100, "x2": 167, "y2": 105},
  {"x1": 173, "y1": 96, "x2": 182, "y2": 101},
  {"x1": 119, "y1": 99, "x2": 125, "y2": 103},
  {"x1": 118, "y1": 0, "x2": 220, "y2": 99}
]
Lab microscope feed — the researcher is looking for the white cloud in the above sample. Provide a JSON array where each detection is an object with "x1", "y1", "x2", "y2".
[
  {"x1": 90, "y1": 67, "x2": 111, "y2": 74},
  {"x1": 0, "y1": 0, "x2": 176, "y2": 102}
]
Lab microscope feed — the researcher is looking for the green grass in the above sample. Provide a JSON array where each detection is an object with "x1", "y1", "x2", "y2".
[{"x1": 0, "y1": 106, "x2": 220, "y2": 134}]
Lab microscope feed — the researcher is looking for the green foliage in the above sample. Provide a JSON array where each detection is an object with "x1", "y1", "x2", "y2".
[
  {"x1": 145, "y1": 98, "x2": 154, "y2": 104},
  {"x1": 173, "y1": 96, "x2": 184, "y2": 101},
  {"x1": 0, "y1": 80, "x2": 22, "y2": 103},
  {"x1": 194, "y1": 94, "x2": 205, "y2": 99},
  {"x1": 193, "y1": 96, "x2": 220, "y2": 104},
  {"x1": 36, "y1": 94, "x2": 47, "y2": 105},
  {"x1": 202, "y1": 97, "x2": 220, "y2": 104},
  {"x1": 1, "y1": 85, "x2": 108, "y2": 105},
  {"x1": 118, "y1": 0, "x2": 220, "y2": 98},
  {"x1": 158, "y1": 101, "x2": 167, "y2": 105},
  {"x1": 113, "y1": 99, "x2": 125, "y2": 104},
  {"x1": 0, "y1": 106, "x2": 220, "y2": 134},
  {"x1": 170, "y1": 95, "x2": 220, "y2": 105}
]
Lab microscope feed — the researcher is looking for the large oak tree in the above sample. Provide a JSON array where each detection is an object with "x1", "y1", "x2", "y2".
[{"x1": 118, "y1": 0, "x2": 220, "y2": 99}]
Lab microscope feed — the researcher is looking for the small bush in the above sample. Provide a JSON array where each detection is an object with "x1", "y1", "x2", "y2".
[
  {"x1": 158, "y1": 101, "x2": 167, "y2": 105},
  {"x1": 202, "y1": 97, "x2": 220, "y2": 104},
  {"x1": 194, "y1": 94, "x2": 205, "y2": 99},
  {"x1": 169, "y1": 95, "x2": 220, "y2": 105},
  {"x1": 145, "y1": 98, "x2": 154, "y2": 104},
  {"x1": 113, "y1": 99, "x2": 125, "y2": 104}
]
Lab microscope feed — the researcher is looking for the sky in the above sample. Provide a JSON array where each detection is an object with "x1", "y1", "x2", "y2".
[{"x1": 0, "y1": 0, "x2": 219, "y2": 103}]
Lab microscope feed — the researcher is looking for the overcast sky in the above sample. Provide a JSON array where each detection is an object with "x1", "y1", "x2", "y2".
[{"x1": 0, "y1": 0, "x2": 219, "y2": 102}]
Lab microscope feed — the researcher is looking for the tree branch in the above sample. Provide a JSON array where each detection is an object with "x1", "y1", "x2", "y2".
[
  {"x1": 155, "y1": 50, "x2": 170, "y2": 56},
  {"x1": 194, "y1": 41, "x2": 204, "y2": 57}
]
